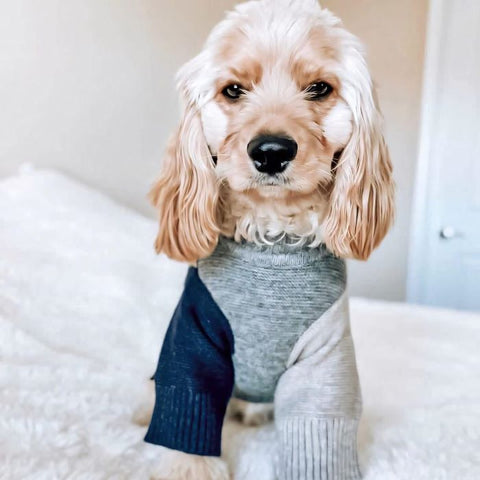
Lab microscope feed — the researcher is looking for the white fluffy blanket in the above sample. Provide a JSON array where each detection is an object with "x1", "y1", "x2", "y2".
[{"x1": 1, "y1": 168, "x2": 479, "y2": 480}]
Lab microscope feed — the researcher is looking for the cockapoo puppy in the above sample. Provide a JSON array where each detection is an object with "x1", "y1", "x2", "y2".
[{"x1": 144, "y1": 0, "x2": 394, "y2": 479}]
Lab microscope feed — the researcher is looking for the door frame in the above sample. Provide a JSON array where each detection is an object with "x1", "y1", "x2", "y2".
[{"x1": 407, "y1": 0, "x2": 447, "y2": 303}]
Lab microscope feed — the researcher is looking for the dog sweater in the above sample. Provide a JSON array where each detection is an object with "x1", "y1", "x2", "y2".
[{"x1": 145, "y1": 237, "x2": 362, "y2": 480}]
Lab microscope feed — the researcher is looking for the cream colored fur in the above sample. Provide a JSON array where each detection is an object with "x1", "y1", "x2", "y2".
[
  {"x1": 151, "y1": 0, "x2": 394, "y2": 264},
  {"x1": 149, "y1": 448, "x2": 230, "y2": 480}
]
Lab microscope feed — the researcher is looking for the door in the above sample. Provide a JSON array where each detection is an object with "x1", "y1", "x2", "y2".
[{"x1": 408, "y1": 0, "x2": 480, "y2": 311}]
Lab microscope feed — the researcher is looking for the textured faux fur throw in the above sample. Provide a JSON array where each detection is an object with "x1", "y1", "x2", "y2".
[{"x1": 0, "y1": 168, "x2": 479, "y2": 480}]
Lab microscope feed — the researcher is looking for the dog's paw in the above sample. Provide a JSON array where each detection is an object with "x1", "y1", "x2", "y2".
[
  {"x1": 132, "y1": 379, "x2": 155, "y2": 427},
  {"x1": 149, "y1": 447, "x2": 230, "y2": 480},
  {"x1": 227, "y1": 398, "x2": 274, "y2": 427},
  {"x1": 131, "y1": 401, "x2": 153, "y2": 427}
]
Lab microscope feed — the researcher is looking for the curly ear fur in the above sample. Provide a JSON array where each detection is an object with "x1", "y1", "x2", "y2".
[
  {"x1": 323, "y1": 40, "x2": 395, "y2": 260},
  {"x1": 149, "y1": 92, "x2": 219, "y2": 263}
]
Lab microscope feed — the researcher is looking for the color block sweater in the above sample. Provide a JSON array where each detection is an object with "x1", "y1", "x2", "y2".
[{"x1": 145, "y1": 237, "x2": 362, "y2": 480}]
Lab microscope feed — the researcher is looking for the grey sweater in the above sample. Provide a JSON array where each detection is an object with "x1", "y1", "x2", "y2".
[
  {"x1": 201, "y1": 238, "x2": 362, "y2": 480},
  {"x1": 146, "y1": 237, "x2": 362, "y2": 480}
]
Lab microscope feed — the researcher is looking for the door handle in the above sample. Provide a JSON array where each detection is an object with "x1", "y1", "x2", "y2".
[{"x1": 439, "y1": 226, "x2": 464, "y2": 240}]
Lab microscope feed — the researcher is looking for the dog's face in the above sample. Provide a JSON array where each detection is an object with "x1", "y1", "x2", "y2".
[
  {"x1": 151, "y1": 0, "x2": 394, "y2": 263},
  {"x1": 201, "y1": 9, "x2": 352, "y2": 198}
]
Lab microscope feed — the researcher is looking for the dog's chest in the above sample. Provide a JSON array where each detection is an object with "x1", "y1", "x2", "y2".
[{"x1": 197, "y1": 237, "x2": 346, "y2": 403}]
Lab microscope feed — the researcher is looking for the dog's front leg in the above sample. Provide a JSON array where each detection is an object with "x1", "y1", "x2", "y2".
[
  {"x1": 144, "y1": 269, "x2": 235, "y2": 479},
  {"x1": 150, "y1": 447, "x2": 230, "y2": 480},
  {"x1": 274, "y1": 295, "x2": 363, "y2": 480}
]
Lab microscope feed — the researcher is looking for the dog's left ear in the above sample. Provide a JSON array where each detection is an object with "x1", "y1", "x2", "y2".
[
  {"x1": 149, "y1": 56, "x2": 220, "y2": 263},
  {"x1": 323, "y1": 43, "x2": 395, "y2": 260}
]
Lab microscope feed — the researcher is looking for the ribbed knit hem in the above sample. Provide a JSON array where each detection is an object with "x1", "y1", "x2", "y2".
[
  {"x1": 278, "y1": 417, "x2": 362, "y2": 480},
  {"x1": 213, "y1": 236, "x2": 332, "y2": 268},
  {"x1": 144, "y1": 385, "x2": 224, "y2": 457}
]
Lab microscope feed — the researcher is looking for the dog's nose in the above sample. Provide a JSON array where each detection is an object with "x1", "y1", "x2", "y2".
[{"x1": 247, "y1": 135, "x2": 298, "y2": 175}]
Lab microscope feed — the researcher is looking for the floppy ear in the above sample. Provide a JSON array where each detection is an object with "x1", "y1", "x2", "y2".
[
  {"x1": 323, "y1": 47, "x2": 395, "y2": 260},
  {"x1": 149, "y1": 68, "x2": 219, "y2": 263}
]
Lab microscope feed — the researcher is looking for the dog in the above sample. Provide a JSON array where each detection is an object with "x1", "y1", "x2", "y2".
[{"x1": 145, "y1": 1, "x2": 394, "y2": 479}]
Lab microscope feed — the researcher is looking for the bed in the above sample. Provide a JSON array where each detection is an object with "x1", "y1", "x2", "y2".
[{"x1": 1, "y1": 167, "x2": 479, "y2": 480}]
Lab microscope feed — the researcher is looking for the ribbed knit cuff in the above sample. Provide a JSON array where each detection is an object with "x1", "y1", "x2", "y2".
[
  {"x1": 144, "y1": 385, "x2": 224, "y2": 456},
  {"x1": 278, "y1": 417, "x2": 362, "y2": 480}
]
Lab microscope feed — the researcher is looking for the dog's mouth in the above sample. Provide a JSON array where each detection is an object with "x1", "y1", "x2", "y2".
[{"x1": 254, "y1": 173, "x2": 290, "y2": 187}]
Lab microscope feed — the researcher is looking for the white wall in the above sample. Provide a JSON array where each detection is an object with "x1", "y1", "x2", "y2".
[
  {"x1": 0, "y1": 0, "x2": 428, "y2": 302},
  {"x1": 0, "y1": 0, "x2": 237, "y2": 211}
]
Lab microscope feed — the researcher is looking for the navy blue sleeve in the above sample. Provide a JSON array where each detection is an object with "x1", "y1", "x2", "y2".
[{"x1": 144, "y1": 267, "x2": 235, "y2": 457}]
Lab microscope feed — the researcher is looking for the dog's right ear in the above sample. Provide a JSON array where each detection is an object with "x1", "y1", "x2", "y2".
[
  {"x1": 323, "y1": 39, "x2": 394, "y2": 261},
  {"x1": 149, "y1": 59, "x2": 219, "y2": 263}
]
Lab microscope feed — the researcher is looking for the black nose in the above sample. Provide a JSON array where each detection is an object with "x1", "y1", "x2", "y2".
[{"x1": 247, "y1": 135, "x2": 298, "y2": 175}]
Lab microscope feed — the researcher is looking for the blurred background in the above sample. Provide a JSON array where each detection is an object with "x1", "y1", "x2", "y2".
[{"x1": 0, "y1": 0, "x2": 478, "y2": 310}]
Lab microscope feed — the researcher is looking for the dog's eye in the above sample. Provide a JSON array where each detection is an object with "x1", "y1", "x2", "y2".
[
  {"x1": 222, "y1": 84, "x2": 245, "y2": 101},
  {"x1": 305, "y1": 82, "x2": 333, "y2": 100}
]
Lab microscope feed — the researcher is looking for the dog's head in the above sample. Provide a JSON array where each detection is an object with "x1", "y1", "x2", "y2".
[{"x1": 151, "y1": 0, "x2": 394, "y2": 262}]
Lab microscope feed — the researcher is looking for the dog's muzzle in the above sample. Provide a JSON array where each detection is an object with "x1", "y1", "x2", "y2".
[{"x1": 247, "y1": 134, "x2": 298, "y2": 175}]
